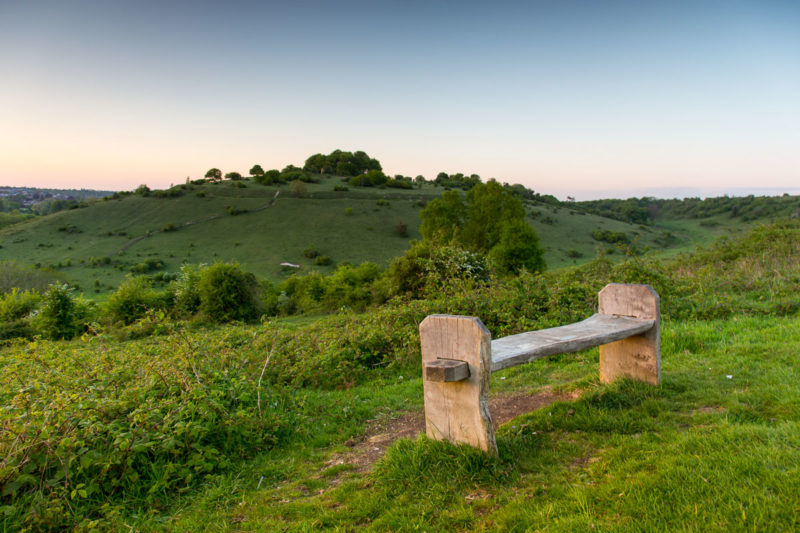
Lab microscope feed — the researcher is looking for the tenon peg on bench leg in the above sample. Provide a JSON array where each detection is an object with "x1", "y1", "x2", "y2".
[
  {"x1": 419, "y1": 315, "x2": 497, "y2": 455},
  {"x1": 598, "y1": 284, "x2": 661, "y2": 385}
]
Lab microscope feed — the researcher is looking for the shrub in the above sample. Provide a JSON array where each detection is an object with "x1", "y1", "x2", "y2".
[
  {"x1": 303, "y1": 246, "x2": 319, "y2": 259},
  {"x1": 488, "y1": 219, "x2": 546, "y2": 275},
  {"x1": 395, "y1": 221, "x2": 408, "y2": 237},
  {"x1": 106, "y1": 276, "x2": 166, "y2": 325},
  {"x1": 592, "y1": 229, "x2": 629, "y2": 244},
  {"x1": 30, "y1": 284, "x2": 91, "y2": 340},
  {"x1": 197, "y1": 263, "x2": 263, "y2": 323},
  {"x1": 170, "y1": 264, "x2": 202, "y2": 316},
  {"x1": 0, "y1": 288, "x2": 41, "y2": 321},
  {"x1": 130, "y1": 257, "x2": 164, "y2": 273},
  {"x1": 290, "y1": 180, "x2": 308, "y2": 198},
  {"x1": 314, "y1": 255, "x2": 332, "y2": 266},
  {"x1": 382, "y1": 242, "x2": 489, "y2": 299}
]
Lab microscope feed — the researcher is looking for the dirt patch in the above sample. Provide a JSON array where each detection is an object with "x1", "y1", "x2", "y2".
[
  {"x1": 325, "y1": 388, "x2": 581, "y2": 475},
  {"x1": 694, "y1": 406, "x2": 725, "y2": 414}
]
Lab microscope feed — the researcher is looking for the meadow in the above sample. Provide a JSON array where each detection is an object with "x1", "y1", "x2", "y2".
[{"x1": 1, "y1": 218, "x2": 798, "y2": 531}]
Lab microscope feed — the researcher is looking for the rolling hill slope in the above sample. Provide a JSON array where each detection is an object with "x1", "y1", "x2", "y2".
[{"x1": 0, "y1": 177, "x2": 763, "y2": 297}]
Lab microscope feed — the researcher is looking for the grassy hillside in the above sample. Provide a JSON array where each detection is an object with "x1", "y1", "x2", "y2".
[
  {"x1": 0, "y1": 178, "x2": 692, "y2": 297},
  {"x1": 2, "y1": 220, "x2": 798, "y2": 530}
]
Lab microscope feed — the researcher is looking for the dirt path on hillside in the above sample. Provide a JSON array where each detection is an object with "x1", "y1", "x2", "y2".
[
  {"x1": 325, "y1": 388, "x2": 582, "y2": 474},
  {"x1": 111, "y1": 190, "x2": 280, "y2": 256}
]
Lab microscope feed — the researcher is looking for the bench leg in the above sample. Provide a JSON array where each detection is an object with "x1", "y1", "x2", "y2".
[
  {"x1": 419, "y1": 315, "x2": 497, "y2": 454},
  {"x1": 598, "y1": 283, "x2": 661, "y2": 385}
]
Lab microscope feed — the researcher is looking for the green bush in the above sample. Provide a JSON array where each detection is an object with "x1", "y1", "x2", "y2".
[
  {"x1": 170, "y1": 264, "x2": 202, "y2": 316},
  {"x1": 130, "y1": 257, "x2": 164, "y2": 273},
  {"x1": 488, "y1": 219, "x2": 546, "y2": 275},
  {"x1": 30, "y1": 284, "x2": 92, "y2": 340},
  {"x1": 105, "y1": 276, "x2": 167, "y2": 325},
  {"x1": 0, "y1": 288, "x2": 41, "y2": 321},
  {"x1": 197, "y1": 263, "x2": 262, "y2": 323},
  {"x1": 382, "y1": 241, "x2": 490, "y2": 299}
]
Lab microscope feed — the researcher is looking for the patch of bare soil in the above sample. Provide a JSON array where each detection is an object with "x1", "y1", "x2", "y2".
[{"x1": 325, "y1": 388, "x2": 582, "y2": 475}]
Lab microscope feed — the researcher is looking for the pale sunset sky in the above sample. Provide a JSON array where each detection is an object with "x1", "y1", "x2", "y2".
[{"x1": 1, "y1": 1, "x2": 798, "y2": 200}]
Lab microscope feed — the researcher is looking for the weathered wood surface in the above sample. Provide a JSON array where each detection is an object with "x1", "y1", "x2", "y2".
[
  {"x1": 598, "y1": 283, "x2": 661, "y2": 385},
  {"x1": 424, "y1": 359, "x2": 470, "y2": 382},
  {"x1": 490, "y1": 314, "x2": 655, "y2": 372},
  {"x1": 420, "y1": 315, "x2": 497, "y2": 454}
]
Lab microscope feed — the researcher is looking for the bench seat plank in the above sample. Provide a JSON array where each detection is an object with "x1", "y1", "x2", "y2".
[{"x1": 490, "y1": 314, "x2": 655, "y2": 372}]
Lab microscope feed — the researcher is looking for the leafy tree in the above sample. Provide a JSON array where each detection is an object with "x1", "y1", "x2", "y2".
[
  {"x1": 205, "y1": 168, "x2": 222, "y2": 181},
  {"x1": 419, "y1": 190, "x2": 465, "y2": 243},
  {"x1": 460, "y1": 180, "x2": 525, "y2": 253},
  {"x1": 225, "y1": 171, "x2": 243, "y2": 180},
  {"x1": 249, "y1": 164, "x2": 264, "y2": 177},
  {"x1": 419, "y1": 180, "x2": 545, "y2": 274},
  {"x1": 303, "y1": 153, "x2": 329, "y2": 174},
  {"x1": 349, "y1": 169, "x2": 387, "y2": 187},
  {"x1": 254, "y1": 169, "x2": 281, "y2": 185},
  {"x1": 302, "y1": 150, "x2": 382, "y2": 177},
  {"x1": 488, "y1": 219, "x2": 546, "y2": 275}
]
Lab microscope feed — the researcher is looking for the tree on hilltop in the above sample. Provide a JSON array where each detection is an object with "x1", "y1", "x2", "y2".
[
  {"x1": 249, "y1": 164, "x2": 264, "y2": 177},
  {"x1": 205, "y1": 168, "x2": 222, "y2": 182}
]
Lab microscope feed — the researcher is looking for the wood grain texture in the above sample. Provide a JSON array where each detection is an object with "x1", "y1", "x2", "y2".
[
  {"x1": 419, "y1": 315, "x2": 497, "y2": 454},
  {"x1": 598, "y1": 283, "x2": 660, "y2": 385},
  {"x1": 490, "y1": 314, "x2": 655, "y2": 372},
  {"x1": 424, "y1": 359, "x2": 470, "y2": 382}
]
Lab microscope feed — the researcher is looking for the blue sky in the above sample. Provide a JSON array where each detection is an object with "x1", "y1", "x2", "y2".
[{"x1": 1, "y1": 0, "x2": 798, "y2": 199}]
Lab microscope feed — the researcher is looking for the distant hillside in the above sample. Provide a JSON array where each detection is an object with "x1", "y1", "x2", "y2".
[{"x1": 1, "y1": 173, "x2": 790, "y2": 298}]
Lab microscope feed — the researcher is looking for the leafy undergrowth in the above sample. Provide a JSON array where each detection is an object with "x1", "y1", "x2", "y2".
[
  {"x1": 170, "y1": 316, "x2": 800, "y2": 532},
  {"x1": 1, "y1": 221, "x2": 799, "y2": 530}
]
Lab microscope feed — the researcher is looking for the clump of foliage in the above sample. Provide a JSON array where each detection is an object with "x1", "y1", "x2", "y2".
[
  {"x1": 253, "y1": 169, "x2": 281, "y2": 185},
  {"x1": 196, "y1": 263, "x2": 264, "y2": 323},
  {"x1": 592, "y1": 229, "x2": 630, "y2": 245},
  {"x1": 420, "y1": 180, "x2": 545, "y2": 275},
  {"x1": 303, "y1": 149, "x2": 381, "y2": 176},
  {"x1": 105, "y1": 276, "x2": 167, "y2": 325},
  {"x1": 0, "y1": 328, "x2": 296, "y2": 529},
  {"x1": 29, "y1": 284, "x2": 92, "y2": 340},
  {"x1": 349, "y1": 170, "x2": 388, "y2": 187},
  {"x1": 130, "y1": 257, "x2": 164, "y2": 273}
]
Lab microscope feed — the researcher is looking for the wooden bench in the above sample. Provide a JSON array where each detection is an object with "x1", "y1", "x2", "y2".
[{"x1": 419, "y1": 283, "x2": 660, "y2": 454}]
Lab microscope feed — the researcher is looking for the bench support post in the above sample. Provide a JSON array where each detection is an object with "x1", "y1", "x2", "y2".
[
  {"x1": 420, "y1": 315, "x2": 497, "y2": 454},
  {"x1": 598, "y1": 284, "x2": 661, "y2": 385}
]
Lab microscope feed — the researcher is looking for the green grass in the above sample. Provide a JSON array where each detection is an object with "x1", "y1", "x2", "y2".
[
  {"x1": 161, "y1": 316, "x2": 800, "y2": 532},
  {"x1": 0, "y1": 178, "x2": 713, "y2": 298}
]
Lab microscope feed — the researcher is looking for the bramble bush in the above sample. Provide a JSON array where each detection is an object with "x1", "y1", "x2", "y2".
[
  {"x1": 29, "y1": 284, "x2": 94, "y2": 340},
  {"x1": 197, "y1": 262, "x2": 263, "y2": 322},
  {"x1": 0, "y1": 328, "x2": 296, "y2": 529},
  {"x1": 105, "y1": 276, "x2": 169, "y2": 325}
]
